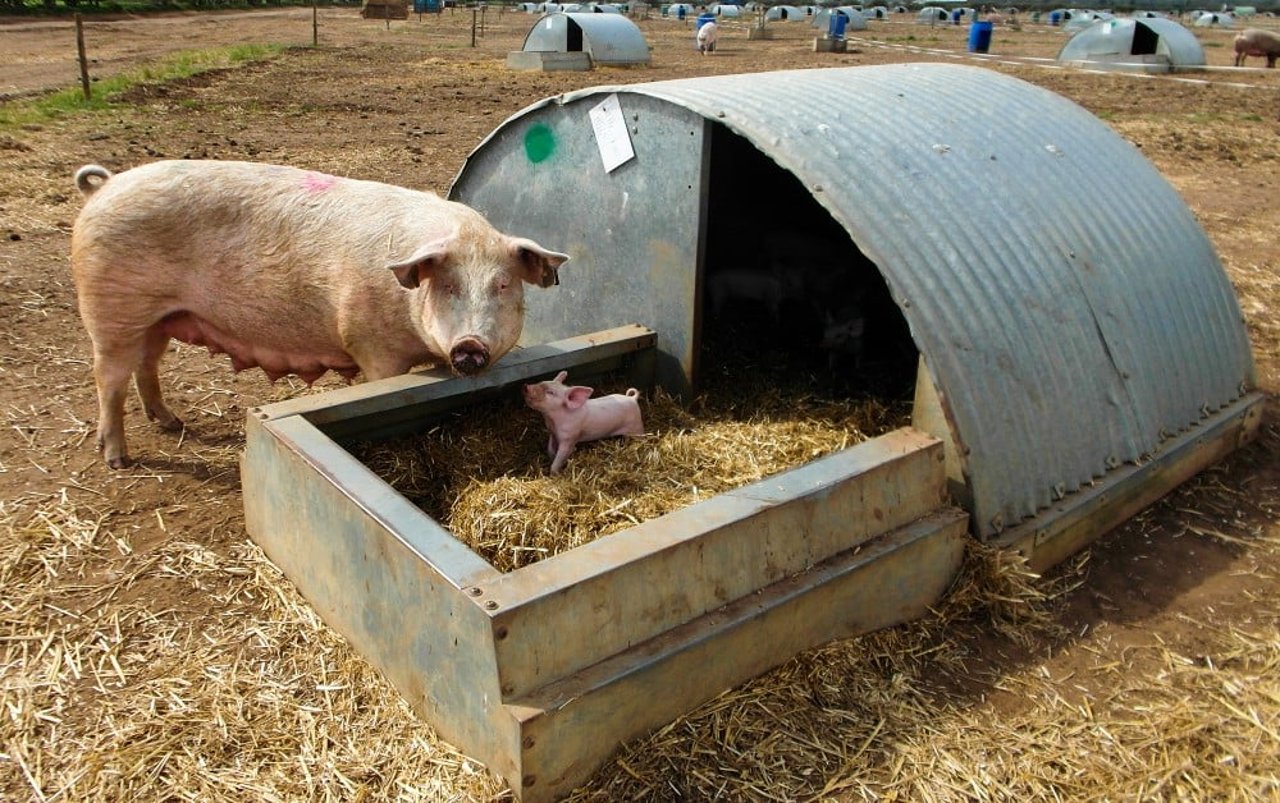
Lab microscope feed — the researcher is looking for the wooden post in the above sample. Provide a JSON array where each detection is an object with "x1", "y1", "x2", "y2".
[
  {"x1": 75, "y1": 14, "x2": 91, "y2": 101},
  {"x1": 312, "y1": 0, "x2": 319, "y2": 46},
  {"x1": 471, "y1": 6, "x2": 477, "y2": 46}
]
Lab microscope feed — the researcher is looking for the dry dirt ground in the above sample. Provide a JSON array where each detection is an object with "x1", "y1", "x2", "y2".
[{"x1": 1, "y1": 7, "x2": 1279, "y2": 801}]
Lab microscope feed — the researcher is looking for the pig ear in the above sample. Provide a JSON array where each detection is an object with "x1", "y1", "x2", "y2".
[
  {"x1": 565, "y1": 386, "x2": 594, "y2": 410},
  {"x1": 388, "y1": 236, "x2": 453, "y2": 289},
  {"x1": 510, "y1": 237, "x2": 569, "y2": 289},
  {"x1": 554, "y1": 370, "x2": 568, "y2": 383}
]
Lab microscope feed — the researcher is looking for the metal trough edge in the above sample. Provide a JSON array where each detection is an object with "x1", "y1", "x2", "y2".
[
  {"x1": 505, "y1": 510, "x2": 969, "y2": 802},
  {"x1": 993, "y1": 391, "x2": 1266, "y2": 572}
]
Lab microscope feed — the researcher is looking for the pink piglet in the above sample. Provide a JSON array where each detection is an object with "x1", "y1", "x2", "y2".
[{"x1": 521, "y1": 370, "x2": 645, "y2": 475}]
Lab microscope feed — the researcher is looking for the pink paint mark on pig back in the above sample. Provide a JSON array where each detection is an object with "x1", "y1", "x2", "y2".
[{"x1": 301, "y1": 172, "x2": 339, "y2": 193}]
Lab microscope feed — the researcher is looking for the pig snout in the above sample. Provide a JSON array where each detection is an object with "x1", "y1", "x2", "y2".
[{"x1": 450, "y1": 337, "x2": 491, "y2": 375}]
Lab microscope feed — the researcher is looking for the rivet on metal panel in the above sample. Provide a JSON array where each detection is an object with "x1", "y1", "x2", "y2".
[
  {"x1": 523, "y1": 736, "x2": 536, "y2": 749},
  {"x1": 1121, "y1": 371, "x2": 1130, "y2": 380},
  {"x1": 523, "y1": 775, "x2": 537, "y2": 788},
  {"x1": 813, "y1": 184, "x2": 824, "y2": 193},
  {"x1": 467, "y1": 587, "x2": 483, "y2": 597},
  {"x1": 1239, "y1": 381, "x2": 1248, "y2": 396},
  {"x1": 502, "y1": 684, "x2": 514, "y2": 695},
  {"x1": 495, "y1": 626, "x2": 509, "y2": 641},
  {"x1": 716, "y1": 110, "x2": 725, "y2": 118},
  {"x1": 484, "y1": 600, "x2": 500, "y2": 610},
  {"x1": 1200, "y1": 403, "x2": 1211, "y2": 418},
  {"x1": 1105, "y1": 455, "x2": 1120, "y2": 469},
  {"x1": 1159, "y1": 427, "x2": 1170, "y2": 440},
  {"x1": 990, "y1": 513, "x2": 1004, "y2": 533},
  {"x1": 1052, "y1": 483, "x2": 1066, "y2": 501},
  {"x1": 1033, "y1": 529, "x2": 1050, "y2": 546}
]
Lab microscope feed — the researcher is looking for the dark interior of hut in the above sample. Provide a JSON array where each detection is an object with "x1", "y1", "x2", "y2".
[{"x1": 698, "y1": 123, "x2": 919, "y2": 403}]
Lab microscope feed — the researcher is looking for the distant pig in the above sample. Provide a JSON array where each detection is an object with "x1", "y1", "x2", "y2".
[
  {"x1": 71, "y1": 160, "x2": 569, "y2": 468},
  {"x1": 522, "y1": 370, "x2": 645, "y2": 475},
  {"x1": 696, "y1": 20, "x2": 718, "y2": 54},
  {"x1": 706, "y1": 266, "x2": 805, "y2": 323},
  {"x1": 1234, "y1": 28, "x2": 1280, "y2": 67},
  {"x1": 819, "y1": 303, "x2": 867, "y2": 371}
]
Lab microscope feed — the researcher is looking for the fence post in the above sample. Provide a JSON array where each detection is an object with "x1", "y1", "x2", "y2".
[{"x1": 75, "y1": 13, "x2": 91, "y2": 101}]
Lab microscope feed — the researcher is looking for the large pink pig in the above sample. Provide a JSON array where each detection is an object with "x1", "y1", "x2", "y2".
[
  {"x1": 1234, "y1": 28, "x2": 1280, "y2": 67},
  {"x1": 71, "y1": 160, "x2": 569, "y2": 468},
  {"x1": 521, "y1": 371, "x2": 645, "y2": 475}
]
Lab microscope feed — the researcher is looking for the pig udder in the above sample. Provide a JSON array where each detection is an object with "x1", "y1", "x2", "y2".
[{"x1": 160, "y1": 311, "x2": 359, "y2": 384}]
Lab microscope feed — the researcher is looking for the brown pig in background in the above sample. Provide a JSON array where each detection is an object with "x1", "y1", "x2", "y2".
[{"x1": 71, "y1": 159, "x2": 569, "y2": 468}]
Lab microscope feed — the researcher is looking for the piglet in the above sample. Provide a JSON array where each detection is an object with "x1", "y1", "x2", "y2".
[{"x1": 522, "y1": 370, "x2": 645, "y2": 475}]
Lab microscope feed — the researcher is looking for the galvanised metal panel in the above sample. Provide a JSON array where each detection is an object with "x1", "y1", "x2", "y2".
[
  {"x1": 521, "y1": 12, "x2": 651, "y2": 65},
  {"x1": 451, "y1": 94, "x2": 707, "y2": 396},
  {"x1": 449, "y1": 63, "x2": 1255, "y2": 539}
]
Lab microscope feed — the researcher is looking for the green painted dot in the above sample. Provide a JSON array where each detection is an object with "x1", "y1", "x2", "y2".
[{"x1": 524, "y1": 124, "x2": 556, "y2": 164}]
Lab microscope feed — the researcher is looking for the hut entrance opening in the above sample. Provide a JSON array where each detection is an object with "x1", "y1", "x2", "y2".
[
  {"x1": 1131, "y1": 21, "x2": 1157, "y2": 56},
  {"x1": 566, "y1": 18, "x2": 584, "y2": 51},
  {"x1": 699, "y1": 122, "x2": 918, "y2": 401}
]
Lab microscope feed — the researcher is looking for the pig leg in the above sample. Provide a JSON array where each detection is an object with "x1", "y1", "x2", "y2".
[
  {"x1": 136, "y1": 325, "x2": 182, "y2": 432},
  {"x1": 549, "y1": 440, "x2": 576, "y2": 475},
  {"x1": 546, "y1": 433, "x2": 558, "y2": 459},
  {"x1": 91, "y1": 340, "x2": 140, "y2": 469}
]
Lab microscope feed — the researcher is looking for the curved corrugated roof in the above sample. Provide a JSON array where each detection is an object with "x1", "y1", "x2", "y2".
[
  {"x1": 452, "y1": 63, "x2": 1255, "y2": 537},
  {"x1": 1059, "y1": 17, "x2": 1205, "y2": 67},
  {"x1": 521, "y1": 12, "x2": 651, "y2": 64}
]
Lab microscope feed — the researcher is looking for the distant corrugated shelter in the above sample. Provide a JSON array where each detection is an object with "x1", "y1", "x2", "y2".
[
  {"x1": 1059, "y1": 17, "x2": 1205, "y2": 72},
  {"x1": 519, "y1": 12, "x2": 651, "y2": 65},
  {"x1": 450, "y1": 63, "x2": 1255, "y2": 541},
  {"x1": 765, "y1": 5, "x2": 806, "y2": 20},
  {"x1": 1193, "y1": 11, "x2": 1235, "y2": 27},
  {"x1": 812, "y1": 7, "x2": 869, "y2": 30},
  {"x1": 916, "y1": 6, "x2": 949, "y2": 22}
]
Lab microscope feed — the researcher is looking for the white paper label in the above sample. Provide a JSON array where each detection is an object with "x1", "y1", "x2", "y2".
[{"x1": 588, "y1": 94, "x2": 635, "y2": 173}]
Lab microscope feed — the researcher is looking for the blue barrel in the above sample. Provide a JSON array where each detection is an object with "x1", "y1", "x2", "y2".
[
  {"x1": 1049, "y1": 10, "x2": 1061, "y2": 25},
  {"x1": 827, "y1": 11, "x2": 847, "y2": 39},
  {"x1": 968, "y1": 20, "x2": 993, "y2": 52},
  {"x1": 696, "y1": 11, "x2": 715, "y2": 29},
  {"x1": 676, "y1": 5, "x2": 686, "y2": 20}
]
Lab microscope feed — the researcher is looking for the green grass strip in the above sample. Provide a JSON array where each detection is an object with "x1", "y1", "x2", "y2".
[{"x1": 0, "y1": 43, "x2": 285, "y2": 128}]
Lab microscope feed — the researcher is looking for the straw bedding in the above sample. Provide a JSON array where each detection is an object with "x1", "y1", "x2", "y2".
[{"x1": 355, "y1": 377, "x2": 912, "y2": 572}]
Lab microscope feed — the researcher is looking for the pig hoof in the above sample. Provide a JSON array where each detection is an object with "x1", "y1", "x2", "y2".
[{"x1": 107, "y1": 454, "x2": 132, "y2": 470}]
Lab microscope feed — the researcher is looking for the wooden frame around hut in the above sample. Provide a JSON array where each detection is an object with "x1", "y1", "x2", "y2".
[{"x1": 241, "y1": 324, "x2": 969, "y2": 802}]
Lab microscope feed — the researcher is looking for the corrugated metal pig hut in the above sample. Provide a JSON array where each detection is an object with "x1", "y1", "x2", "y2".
[{"x1": 242, "y1": 63, "x2": 1261, "y2": 802}]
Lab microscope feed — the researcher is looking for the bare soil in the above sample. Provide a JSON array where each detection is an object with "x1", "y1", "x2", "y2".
[{"x1": 1, "y1": 7, "x2": 1278, "y2": 799}]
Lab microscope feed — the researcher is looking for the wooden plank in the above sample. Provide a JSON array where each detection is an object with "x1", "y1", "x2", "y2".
[
  {"x1": 483, "y1": 428, "x2": 947, "y2": 701},
  {"x1": 505, "y1": 509, "x2": 969, "y2": 803},
  {"x1": 993, "y1": 392, "x2": 1265, "y2": 572}
]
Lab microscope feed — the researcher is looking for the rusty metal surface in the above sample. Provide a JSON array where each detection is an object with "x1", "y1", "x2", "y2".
[
  {"x1": 241, "y1": 413, "x2": 512, "y2": 775},
  {"x1": 451, "y1": 63, "x2": 1256, "y2": 540},
  {"x1": 240, "y1": 325, "x2": 969, "y2": 801},
  {"x1": 995, "y1": 391, "x2": 1266, "y2": 572},
  {"x1": 512, "y1": 509, "x2": 969, "y2": 802},
  {"x1": 520, "y1": 12, "x2": 651, "y2": 64},
  {"x1": 483, "y1": 428, "x2": 946, "y2": 701}
]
